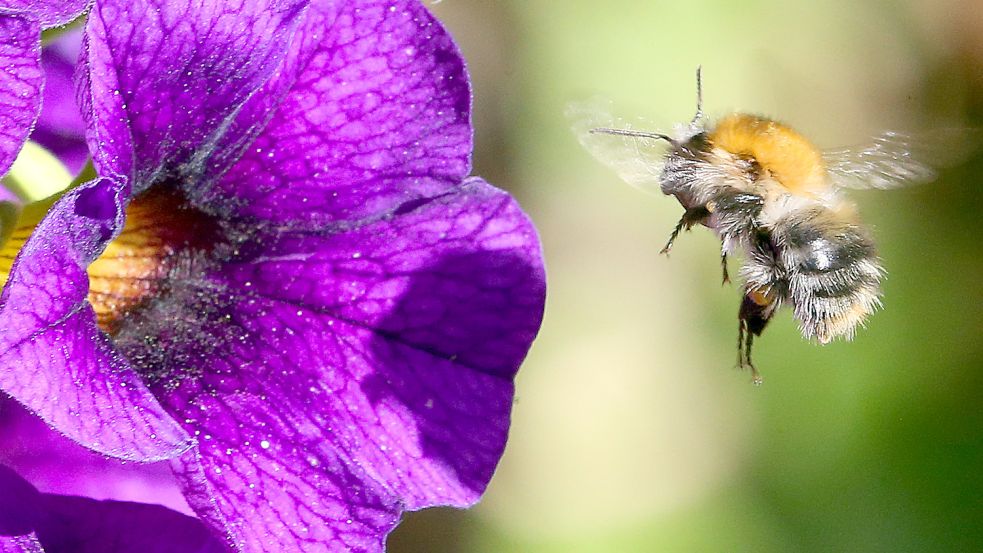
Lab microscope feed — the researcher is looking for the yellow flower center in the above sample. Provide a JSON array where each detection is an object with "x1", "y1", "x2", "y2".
[{"x1": 1, "y1": 188, "x2": 215, "y2": 333}]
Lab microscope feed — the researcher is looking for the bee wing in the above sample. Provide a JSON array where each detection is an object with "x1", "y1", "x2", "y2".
[
  {"x1": 567, "y1": 98, "x2": 669, "y2": 194},
  {"x1": 823, "y1": 129, "x2": 977, "y2": 190}
]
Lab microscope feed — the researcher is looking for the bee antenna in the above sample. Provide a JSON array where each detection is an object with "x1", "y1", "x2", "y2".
[
  {"x1": 690, "y1": 65, "x2": 704, "y2": 125},
  {"x1": 589, "y1": 127, "x2": 676, "y2": 145}
]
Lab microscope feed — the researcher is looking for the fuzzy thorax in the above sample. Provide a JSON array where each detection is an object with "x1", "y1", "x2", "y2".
[{"x1": 708, "y1": 113, "x2": 829, "y2": 197}]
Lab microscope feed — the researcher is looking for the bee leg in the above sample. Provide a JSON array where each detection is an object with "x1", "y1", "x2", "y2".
[
  {"x1": 659, "y1": 217, "x2": 686, "y2": 255},
  {"x1": 660, "y1": 207, "x2": 708, "y2": 255},
  {"x1": 737, "y1": 318, "x2": 746, "y2": 367},
  {"x1": 744, "y1": 332, "x2": 762, "y2": 386},
  {"x1": 720, "y1": 249, "x2": 731, "y2": 285},
  {"x1": 738, "y1": 293, "x2": 772, "y2": 385},
  {"x1": 736, "y1": 321, "x2": 762, "y2": 384}
]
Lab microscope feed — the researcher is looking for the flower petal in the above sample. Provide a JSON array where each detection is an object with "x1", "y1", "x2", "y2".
[
  {"x1": 0, "y1": 461, "x2": 224, "y2": 553},
  {"x1": 171, "y1": 448, "x2": 398, "y2": 553},
  {"x1": 114, "y1": 180, "x2": 544, "y2": 551},
  {"x1": 35, "y1": 495, "x2": 225, "y2": 553},
  {"x1": 222, "y1": 178, "x2": 546, "y2": 378},
  {"x1": 1, "y1": 1, "x2": 89, "y2": 28},
  {"x1": 0, "y1": 397, "x2": 192, "y2": 514},
  {"x1": 78, "y1": 0, "x2": 309, "y2": 189},
  {"x1": 199, "y1": 0, "x2": 472, "y2": 224},
  {"x1": 0, "y1": 186, "x2": 17, "y2": 204},
  {"x1": 0, "y1": 535, "x2": 42, "y2": 553},
  {"x1": 0, "y1": 464, "x2": 41, "y2": 538},
  {"x1": 32, "y1": 30, "x2": 88, "y2": 174},
  {"x1": 0, "y1": 12, "x2": 42, "y2": 178},
  {"x1": 0, "y1": 178, "x2": 191, "y2": 461}
]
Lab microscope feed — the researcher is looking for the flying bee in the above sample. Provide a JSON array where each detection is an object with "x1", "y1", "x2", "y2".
[{"x1": 570, "y1": 68, "x2": 956, "y2": 383}]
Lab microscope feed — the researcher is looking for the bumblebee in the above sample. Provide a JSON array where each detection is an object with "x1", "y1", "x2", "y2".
[{"x1": 571, "y1": 69, "x2": 945, "y2": 383}]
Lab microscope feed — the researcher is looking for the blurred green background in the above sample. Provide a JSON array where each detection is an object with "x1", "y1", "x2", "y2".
[{"x1": 390, "y1": 1, "x2": 983, "y2": 551}]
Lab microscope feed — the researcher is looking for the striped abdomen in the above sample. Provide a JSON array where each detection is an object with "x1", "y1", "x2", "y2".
[{"x1": 775, "y1": 206, "x2": 884, "y2": 343}]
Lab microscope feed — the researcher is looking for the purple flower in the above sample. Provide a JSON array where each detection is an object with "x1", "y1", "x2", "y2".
[
  {"x1": 30, "y1": 29, "x2": 88, "y2": 175},
  {"x1": 0, "y1": 0, "x2": 546, "y2": 552},
  {"x1": 0, "y1": 1, "x2": 89, "y2": 179}
]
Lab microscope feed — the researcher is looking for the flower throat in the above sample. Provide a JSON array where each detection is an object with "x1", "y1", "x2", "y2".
[{"x1": 1, "y1": 188, "x2": 219, "y2": 334}]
